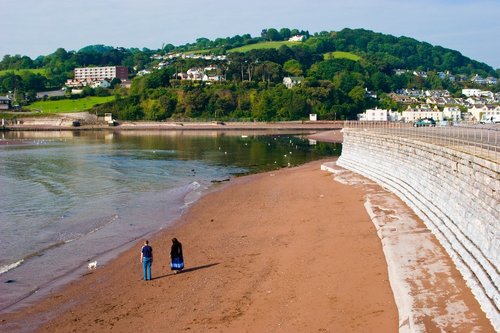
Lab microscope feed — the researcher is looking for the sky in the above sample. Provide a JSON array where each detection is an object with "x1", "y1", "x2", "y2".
[{"x1": 1, "y1": 0, "x2": 499, "y2": 69}]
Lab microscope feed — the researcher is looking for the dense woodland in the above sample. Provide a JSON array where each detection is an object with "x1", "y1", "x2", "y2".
[{"x1": 1, "y1": 28, "x2": 499, "y2": 120}]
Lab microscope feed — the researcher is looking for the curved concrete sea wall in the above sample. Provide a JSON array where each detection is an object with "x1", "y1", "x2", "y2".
[{"x1": 337, "y1": 128, "x2": 499, "y2": 330}]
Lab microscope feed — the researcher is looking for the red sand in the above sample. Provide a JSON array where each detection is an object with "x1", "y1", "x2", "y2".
[
  {"x1": 0, "y1": 158, "x2": 492, "y2": 332},
  {"x1": 0, "y1": 160, "x2": 398, "y2": 332}
]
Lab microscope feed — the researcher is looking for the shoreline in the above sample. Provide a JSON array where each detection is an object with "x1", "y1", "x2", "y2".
[
  {"x1": 0, "y1": 151, "x2": 493, "y2": 331},
  {"x1": 0, "y1": 159, "x2": 399, "y2": 332},
  {"x1": 1, "y1": 120, "x2": 344, "y2": 136}
]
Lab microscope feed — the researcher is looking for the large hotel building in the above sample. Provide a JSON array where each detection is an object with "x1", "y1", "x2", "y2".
[{"x1": 74, "y1": 66, "x2": 128, "y2": 81}]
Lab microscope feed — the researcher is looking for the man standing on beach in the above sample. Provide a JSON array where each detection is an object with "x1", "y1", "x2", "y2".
[{"x1": 140, "y1": 240, "x2": 153, "y2": 281}]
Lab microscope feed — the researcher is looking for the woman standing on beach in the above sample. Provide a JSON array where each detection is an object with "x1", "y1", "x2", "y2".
[{"x1": 170, "y1": 238, "x2": 184, "y2": 274}]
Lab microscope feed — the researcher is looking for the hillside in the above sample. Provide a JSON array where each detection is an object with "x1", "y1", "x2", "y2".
[
  {"x1": 228, "y1": 41, "x2": 302, "y2": 53},
  {"x1": 1, "y1": 28, "x2": 498, "y2": 121}
]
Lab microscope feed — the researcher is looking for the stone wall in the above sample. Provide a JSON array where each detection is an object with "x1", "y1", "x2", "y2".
[{"x1": 337, "y1": 129, "x2": 499, "y2": 330}]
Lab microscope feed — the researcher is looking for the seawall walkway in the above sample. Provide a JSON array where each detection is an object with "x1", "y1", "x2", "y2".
[{"x1": 332, "y1": 124, "x2": 499, "y2": 331}]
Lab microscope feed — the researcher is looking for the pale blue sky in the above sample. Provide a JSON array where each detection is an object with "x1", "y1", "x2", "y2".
[{"x1": 1, "y1": 0, "x2": 499, "y2": 69}]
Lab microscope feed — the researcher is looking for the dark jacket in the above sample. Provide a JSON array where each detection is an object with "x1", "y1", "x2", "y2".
[{"x1": 170, "y1": 240, "x2": 183, "y2": 260}]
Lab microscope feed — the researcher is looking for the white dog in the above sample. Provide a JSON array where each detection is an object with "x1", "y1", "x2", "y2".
[{"x1": 87, "y1": 261, "x2": 97, "y2": 270}]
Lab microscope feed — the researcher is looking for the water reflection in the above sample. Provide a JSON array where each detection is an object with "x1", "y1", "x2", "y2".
[{"x1": 0, "y1": 130, "x2": 340, "y2": 312}]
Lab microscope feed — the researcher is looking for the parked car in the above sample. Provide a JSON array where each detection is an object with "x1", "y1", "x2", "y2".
[
  {"x1": 480, "y1": 115, "x2": 500, "y2": 124},
  {"x1": 413, "y1": 118, "x2": 436, "y2": 127}
]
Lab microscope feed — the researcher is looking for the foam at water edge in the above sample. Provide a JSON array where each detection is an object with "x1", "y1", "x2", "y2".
[{"x1": 0, "y1": 259, "x2": 24, "y2": 275}]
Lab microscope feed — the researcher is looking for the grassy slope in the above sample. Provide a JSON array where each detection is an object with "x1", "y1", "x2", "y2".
[
  {"x1": 0, "y1": 68, "x2": 47, "y2": 76},
  {"x1": 228, "y1": 41, "x2": 301, "y2": 53},
  {"x1": 25, "y1": 96, "x2": 114, "y2": 113},
  {"x1": 323, "y1": 51, "x2": 361, "y2": 61}
]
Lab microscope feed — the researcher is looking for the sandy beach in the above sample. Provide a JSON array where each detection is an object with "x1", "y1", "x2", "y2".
[
  {"x1": 0, "y1": 158, "x2": 493, "y2": 332},
  {"x1": 0, "y1": 159, "x2": 397, "y2": 332}
]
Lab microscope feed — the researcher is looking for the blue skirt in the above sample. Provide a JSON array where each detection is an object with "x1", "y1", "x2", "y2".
[{"x1": 171, "y1": 257, "x2": 184, "y2": 270}]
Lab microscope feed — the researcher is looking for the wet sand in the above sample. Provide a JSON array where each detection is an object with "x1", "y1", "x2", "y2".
[{"x1": 0, "y1": 160, "x2": 398, "y2": 332}]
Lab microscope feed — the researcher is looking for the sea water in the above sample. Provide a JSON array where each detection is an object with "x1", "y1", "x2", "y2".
[{"x1": 0, "y1": 130, "x2": 340, "y2": 312}]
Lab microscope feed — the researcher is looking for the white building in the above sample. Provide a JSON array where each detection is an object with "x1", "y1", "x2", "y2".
[
  {"x1": 467, "y1": 105, "x2": 500, "y2": 122},
  {"x1": 74, "y1": 66, "x2": 128, "y2": 81},
  {"x1": 486, "y1": 77, "x2": 498, "y2": 85},
  {"x1": 288, "y1": 35, "x2": 305, "y2": 42},
  {"x1": 443, "y1": 106, "x2": 461, "y2": 122},
  {"x1": 461, "y1": 89, "x2": 494, "y2": 98},
  {"x1": 186, "y1": 68, "x2": 203, "y2": 81},
  {"x1": 0, "y1": 96, "x2": 11, "y2": 110},
  {"x1": 358, "y1": 107, "x2": 389, "y2": 121},
  {"x1": 402, "y1": 106, "x2": 443, "y2": 122},
  {"x1": 136, "y1": 69, "x2": 151, "y2": 76},
  {"x1": 283, "y1": 76, "x2": 304, "y2": 88},
  {"x1": 202, "y1": 74, "x2": 224, "y2": 82},
  {"x1": 471, "y1": 74, "x2": 487, "y2": 85},
  {"x1": 90, "y1": 80, "x2": 111, "y2": 89},
  {"x1": 388, "y1": 110, "x2": 401, "y2": 121}
]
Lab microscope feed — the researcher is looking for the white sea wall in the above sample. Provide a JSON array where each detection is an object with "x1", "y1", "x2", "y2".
[{"x1": 337, "y1": 129, "x2": 499, "y2": 330}]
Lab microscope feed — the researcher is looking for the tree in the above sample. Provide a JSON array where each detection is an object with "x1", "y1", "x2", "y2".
[
  {"x1": 212, "y1": 90, "x2": 236, "y2": 118},
  {"x1": 184, "y1": 89, "x2": 207, "y2": 117},
  {"x1": 266, "y1": 28, "x2": 282, "y2": 41},
  {"x1": 370, "y1": 72, "x2": 390, "y2": 93},
  {"x1": 0, "y1": 73, "x2": 22, "y2": 93},
  {"x1": 141, "y1": 99, "x2": 165, "y2": 120},
  {"x1": 283, "y1": 59, "x2": 303, "y2": 76},
  {"x1": 260, "y1": 29, "x2": 268, "y2": 40},
  {"x1": 348, "y1": 86, "x2": 366, "y2": 105},
  {"x1": 252, "y1": 91, "x2": 277, "y2": 120},
  {"x1": 81, "y1": 85, "x2": 94, "y2": 96},
  {"x1": 279, "y1": 28, "x2": 291, "y2": 40},
  {"x1": 158, "y1": 92, "x2": 177, "y2": 118},
  {"x1": 255, "y1": 61, "x2": 283, "y2": 83},
  {"x1": 110, "y1": 77, "x2": 122, "y2": 88},
  {"x1": 278, "y1": 89, "x2": 309, "y2": 119}
]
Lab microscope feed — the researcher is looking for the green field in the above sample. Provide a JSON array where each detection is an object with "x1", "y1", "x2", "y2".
[
  {"x1": 228, "y1": 41, "x2": 301, "y2": 53},
  {"x1": 323, "y1": 51, "x2": 361, "y2": 61},
  {"x1": 25, "y1": 96, "x2": 114, "y2": 113},
  {"x1": 0, "y1": 68, "x2": 48, "y2": 76}
]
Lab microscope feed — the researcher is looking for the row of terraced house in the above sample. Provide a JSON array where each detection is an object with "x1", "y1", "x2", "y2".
[{"x1": 359, "y1": 105, "x2": 500, "y2": 123}]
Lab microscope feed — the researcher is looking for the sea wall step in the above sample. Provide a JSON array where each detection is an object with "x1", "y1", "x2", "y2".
[{"x1": 336, "y1": 129, "x2": 499, "y2": 330}]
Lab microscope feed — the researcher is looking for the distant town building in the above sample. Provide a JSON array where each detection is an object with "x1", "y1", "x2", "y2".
[
  {"x1": 186, "y1": 68, "x2": 203, "y2": 81},
  {"x1": 413, "y1": 71, "x2": 428, "y2": 78},
  {"x1": 89, "y1": 80, "x2": 112, "y2": 89},
  {"x1": 365, "y1": 88, "x2": 377, "y2": 99},
  {"x1": 137, "y1": 69, "x2": 151, "y2": 76},
  {"x1": 388, "y1": 110, "x2": 401, "y2": 121},
  {"x1": 462, "y1": 89, "x2": 483, "y2": 97},
  {"x1": 388, "y1": 93, "x2": 418, "y2": 104},
  {"x1": 74, "y1": 66, "x2": 128, "y2": 81},
  {"x1": 394, "y1": 69, "x2": 410, "y2": 76},
  {"x1": 288, "y1": 35, "x2": 305, "y2": 42},
  {"x1": 358, "y1": 107, "x2": 389, "y2": 121},
  {"x1": 467, "y1": 105, "x2": 500, "y2": 122},
  {"x1": 173, "y1": 66, "x2": 226, "y2": 83},
  {"x1": 443, "y1": 106, "x2": 461, "y2": 122},
  {"x1": 470, "y1": 74, "x2": 487, "y2": 85},
  {"x1": 283, "y1": 76, "x2": 304, "y2": 88},
  {"x1": 486, "y1": 77, "x2": 498, "y2": 85},
  {"x1": 402, "y1": 105, "x2": 443, "y2": 122},
  {"x1": 66, "y1": 66, "x2": 128, "y2": 88},
  {"x1": 0, "y1": 96, "x2": 12, "y2": 110}
]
